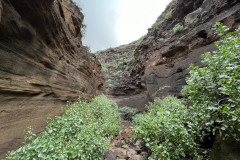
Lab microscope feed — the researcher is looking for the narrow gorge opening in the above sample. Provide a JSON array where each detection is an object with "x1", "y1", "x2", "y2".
[{"x1": 0, "y1": 0, "x2": 240, "y2": 159}]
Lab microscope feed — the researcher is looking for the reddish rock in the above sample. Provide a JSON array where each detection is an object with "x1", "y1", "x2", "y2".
[
  {"x1": 125, "y1": 0, "x2": 240, "y2": 100},
  {"x1": 0, "y1": 0, "x2": 104, "y2": 157},
  {"x1": 97, "y1": 0, "x2": 240, "y2": 101}
]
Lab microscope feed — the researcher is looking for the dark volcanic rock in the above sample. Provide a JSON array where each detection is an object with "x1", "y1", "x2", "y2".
[
  {"x1": 0, "y1": 0, "x2": 104, "y2": 157},
  {"x1": 96, "y1": 40, "x2": 141, "y2": 95},
  {"x1": 98, "y1": 0, "x2": 240, "y2": 100},
  {"x1": 130, "y1": 0, "x2": 240, "y2": 100},
  {"x1": 210, "y1": 134, "x2": 240, "y2": 160}
]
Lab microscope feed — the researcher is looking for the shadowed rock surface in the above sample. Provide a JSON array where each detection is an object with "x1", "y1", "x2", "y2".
[
  {"x1": 1, "y1": 0, "x2": 240, "y2": 159},
  {"x1": 0, "y1": 0, "x2": 104, "y2": 157},
  {"x1": 97, "y1": 0, "x2": 240, "y2": 101},
  {"x1": 95, "y1": 40, "x2": 139, "y2": 95},
  {"x1": 97, "y1": 1, "x2": 240, "y2": 159}
]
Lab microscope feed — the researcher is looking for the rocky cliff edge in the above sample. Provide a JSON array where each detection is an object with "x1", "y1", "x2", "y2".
[{"x1": 97, "y1": 0, "x2": 240, "y2": 100}]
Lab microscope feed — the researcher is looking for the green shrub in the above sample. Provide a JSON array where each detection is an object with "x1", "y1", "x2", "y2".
[
  {"x1": 132, "y1": 36, "x2": 145, "y2": 55},
  {"x1": 133, "y1": 96, "x2": 199, "y2": 159},
  {"x1": 133, "y1": 23, "x2": 240, "y2": 159},
  {"x1": 114, "y1": 70, "x2": 123, "y2": 76},
  {"x1": 6, "y1": 95, "x2": 121, "y2": 160},
  {"x1": 102, "y1": 63, "x2": 109, "y2": 71},
  {"x1": 164, "y1": 8, "x2": 173, "y2": 19},
  {"x1": 158, "y1": 85, "x2": 171, "y2": 92},
  {"x1": 132, "y1": 113, "x2": 145, "y2": 126},
  {"x1": 182, "y1": 23, "x2": 240, "y2": 141},
  {"x1": 118, "y1": 106, "x2": 138, "y2": 120},
  {"x1": 89, "y1": 95, "x2": 121, "y2": 137},
  {"x1": 173, "y1": 23, "x2": 183, "y2": 33},
  {"x1": 151, "y1": 22, "x2": 159, "y2": 29}
]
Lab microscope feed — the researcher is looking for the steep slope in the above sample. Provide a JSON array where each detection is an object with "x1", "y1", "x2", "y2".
[
  {"x1": 0, "y1": 0, "x2": 104, "y2": 156},
  {"x1": 97, "y1": 0, "x2": 240, "y2": 100},
  {"x1": 96, "y1": 40, "x2": 139, "y2": 95}
]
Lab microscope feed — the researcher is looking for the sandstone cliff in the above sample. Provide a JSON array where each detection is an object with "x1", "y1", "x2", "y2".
[
  {"x1": 0, "y1": 0, "x2": 104, "y2": 156},
  {"x1": 97, "y1": 0, "x2": 240, "y2": 100}
]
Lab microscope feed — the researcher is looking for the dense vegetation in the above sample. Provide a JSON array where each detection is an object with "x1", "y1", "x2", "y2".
[
  {"x1": 5, "y1": 95, "x2": 121, "y2": 160},
  {"x1": 133, "y1": 97, "x2": 199, "y2": 159},
  {"x1": 118, "y1": 106, "x2": 138, "y2": 120},
  {"x1": 97, "y1": 51, "x2": 134, "y2": 89},
  {"x1": 133, "y1": 23, "x2": 240, "y2": 159},
  {"x1": 182, "y1": 23, "x2": 240, "y2": 141}
]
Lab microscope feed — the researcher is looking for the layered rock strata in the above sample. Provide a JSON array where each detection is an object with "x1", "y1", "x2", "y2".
[
  {"x1": 0, "y1": 0, "x2": 104, "y2": 156},
  {"x1": 98, "y1": 0, "x2": 240, "y2": 100}
]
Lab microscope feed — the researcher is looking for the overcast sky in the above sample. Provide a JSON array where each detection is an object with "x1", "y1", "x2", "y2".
[{"x1": 73, "y1": 0, "x2": 171, "y2": 52}]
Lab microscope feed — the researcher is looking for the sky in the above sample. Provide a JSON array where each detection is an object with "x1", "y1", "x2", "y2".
[{"x1": 73, "y1": 0, "x2": 172, "y2": 52}]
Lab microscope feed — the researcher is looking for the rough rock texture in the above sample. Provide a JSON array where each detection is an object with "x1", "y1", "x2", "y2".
[
  {"x1": 210, "y1": 134, "x2": 240, "y2": 160},
  {"x1": 98, "y1": 0, "x2": 240, "y2": 100},
  {"x1": 96, "y1": 40, "x2": 140, "y2": 95},
  {"x1": 104, "y1": 120, "x2": 145, "y2": 160},
  {"x1": 135, "y1": 0, "x2": 240, "y2": 101},
  {"x1": 127, "y1": 0, "x2": 240, "y2": 100},
  {"x1": 108, "y1": 91, "x2": 149, "y2": 112},
  {"x1": 96, "y1": 0, "x2": 240, "y2": 159},
  {"x1": 0, "y1": 0, "x2": 104, "y2": 157}
]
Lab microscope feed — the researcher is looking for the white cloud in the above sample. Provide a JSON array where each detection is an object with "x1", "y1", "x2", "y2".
[
  {"x1": 74, "y1": 0, "x2": 171, "y2": 52},
  {"x1": 117, "y1": 0, "x2": 171, "y2": 44}
]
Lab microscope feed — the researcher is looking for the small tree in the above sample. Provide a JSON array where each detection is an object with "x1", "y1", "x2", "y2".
[{"x1": 182, "y1": 23, "x2": 240, "y2": 141}]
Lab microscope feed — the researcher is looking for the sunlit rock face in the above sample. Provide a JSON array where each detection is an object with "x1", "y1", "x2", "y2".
[
  {"x1": 99, "y1": 0, "x2": 240, "y2": 100},
  {"x1": 0, "y1": 0, "x2": 104, "y2": 156}
]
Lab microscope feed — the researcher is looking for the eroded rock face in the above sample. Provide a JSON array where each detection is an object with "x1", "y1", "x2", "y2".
[
  {"x1": 0, "y1": 0, "x2": 104, "y2": 156},
  {"x1": 138, "y1": 0, "x2": 240, "y2": 100},
  {"x1": 95, "y1": 41, "x2": 141, "y2": 95},
  {"x1": 100, "y1": 0, "x2": 240, "y2": 100}
]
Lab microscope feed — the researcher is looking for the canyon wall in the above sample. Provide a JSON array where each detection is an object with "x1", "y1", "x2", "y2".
[
  {"x1": 0, "y1": 0, "x2": 104, "y2": 156},
  {"x1": 97, "y1": 0, "x2": 240, "y2": 101},
  {"x1": 96, "y1": 41, "x2": 139, "y2": 95}
]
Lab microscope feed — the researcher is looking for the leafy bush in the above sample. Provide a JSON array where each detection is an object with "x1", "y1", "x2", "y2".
[
  {"x1": 132, "y1": 113, "x2": 145, "y2": 125},
  {"x1": 133, "y1": 23, "x2": 240, "y2": 159},
  {"x1": 114, "y1": 70, "x2": 123, "y2": 76},
  {"x1": 164, "y1": 8, "x2": 173, "y2": 19},
  {"x1": 6, "y1": 95, "x2": 121, "y2": 160},
  {"x1": 133, "y1": 96, "x2": 199, "y2": 159},
  {"x1": 151, "y1": 22, "x2": 159, "y2": 29},
  {"x1": 182, "y1": 23, "x2": 240, "y2": 141},
  {"x1": 118, "y1": 106, "x2": 138, "y2": 120},
  {"x1": 173, "y1": 23, "x2": 183, "y2": 33}
]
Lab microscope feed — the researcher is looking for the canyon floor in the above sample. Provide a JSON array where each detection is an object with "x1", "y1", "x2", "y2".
[{"x1": 105, "y1": 93, "x2": 148, "y2": 160}]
